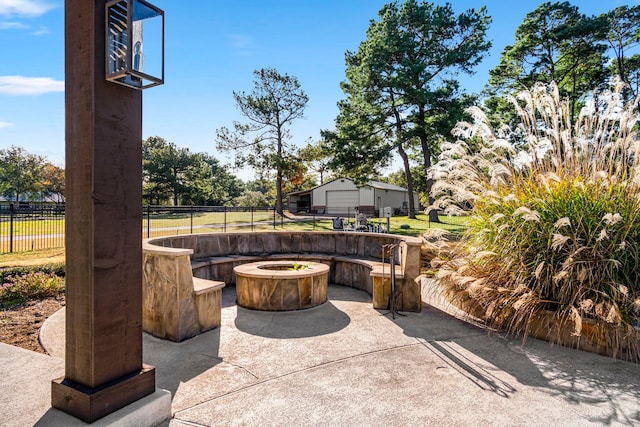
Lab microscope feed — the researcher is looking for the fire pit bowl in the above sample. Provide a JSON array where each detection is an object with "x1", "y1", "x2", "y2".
[{"x1": 234, "y1": 261, "x2": 329, "y2": 311}]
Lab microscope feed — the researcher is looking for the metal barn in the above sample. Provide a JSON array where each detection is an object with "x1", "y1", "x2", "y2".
[{"x1": 287, "y1": 178, "x2": 419, "y2": 216}]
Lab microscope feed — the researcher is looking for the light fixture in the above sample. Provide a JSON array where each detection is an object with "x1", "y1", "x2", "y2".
[{"x1": 106, "y1": 0, "x2": 164, "y2": 89}]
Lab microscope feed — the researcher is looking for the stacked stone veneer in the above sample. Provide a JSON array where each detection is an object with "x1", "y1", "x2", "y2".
[
  {"x1": 234, "y1": 261, "x2": 330, "y2": 311},
  {"x1": 142, "y1": 245, "x2": 218, "y2": 341},
  {"x1": 143, "y1": 231, "x2": 422, "y2": 341}
]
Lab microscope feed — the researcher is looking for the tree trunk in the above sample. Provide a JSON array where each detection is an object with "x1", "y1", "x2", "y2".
[
  {"x1": 276, "y1": 170, "x2": 283, "y2": 215},
  {"x1": 397, "y1": 144, "x2": 416, "y2": 219},
  {"x1": 389, "y1": 98, "x2": 417, "y2": 219},
  {"x1": 416, "y1": 107, "x2": 439, "y2": 223},
  {"x1": 276, "y1": 126, "x2": 284, "y2": 215},
  {"x1": 172, "y1": 168, "x2": 179, "y2": 206}
]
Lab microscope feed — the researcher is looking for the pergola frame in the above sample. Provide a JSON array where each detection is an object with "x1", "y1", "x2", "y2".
[{"x1": 50, "y1": 0, "x2": 155, "y2": 422}]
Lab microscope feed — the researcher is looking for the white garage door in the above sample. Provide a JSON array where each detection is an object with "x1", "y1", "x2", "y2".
[{"x1": 326, "y1": 190, "x2": 359, "y2": 215}]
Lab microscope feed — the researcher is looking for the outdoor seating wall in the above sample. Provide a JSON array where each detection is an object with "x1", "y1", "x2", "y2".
[
  {"x1": 143, "y1": 231, "x2": 422, "y2": 341},
  {"x1": 151, "y1": 231, "x2": 418, "y2": 263}
]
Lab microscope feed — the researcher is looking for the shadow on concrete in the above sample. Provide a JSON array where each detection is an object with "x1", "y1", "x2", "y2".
[
  {"x1": 143, "y1": 328, "x2": 222, "y2": 399},
  {"x1": 324, "y1": 284, "x2": 372, "y2": 304},
  {"x1": 234, "y1": 300, "x2": 351, "y2": 339},
  {"x1": 34, "y1": 409, "x2": 60, "y2": 426},
  {"x1": 421, "y1": 339, "x2": 517, "y2": 398},
  {"x1": 500, "y1": 335, "x2": 640, "y2": 425},
  {"x1": 221, "y1": 285, "x2": 237, "y2": 308},
  {"x1": 391, "y1": 302, "x2": 640, "y2": 425},
  {"x1": 387, "y1": 304, "x2": 522, "y2": 398}
]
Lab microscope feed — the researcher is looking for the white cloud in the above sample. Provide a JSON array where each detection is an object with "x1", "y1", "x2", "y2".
[
  {"x1": 0, "y1": 0, "x2": 54, "y2": 17},
  {"x1": 0, "y1": 20, "x2": 28, "y2": 29},
  {"x1": 31, "y1": 24, "x2": 48, "y2": 35},
  {"x1": 0, "y1": 121, "x2": 13, "y2": 128},
  {"x1": 226, "y1": 34, "x2": 255, "y2": 49},
  {"x1": 0, "y1": 75, "x2": 63, "y2": 95}
]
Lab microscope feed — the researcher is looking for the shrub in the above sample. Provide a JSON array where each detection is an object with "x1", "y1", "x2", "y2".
[
  {"x1": 430, "y1": 81, "x2": 640, "y2": 360},
  {"x1": 1, "y1": 271, "x2": 65, "y2": 306},
  {"x1": 0, "y1": 263, "x2": 65, "y2": 284}
]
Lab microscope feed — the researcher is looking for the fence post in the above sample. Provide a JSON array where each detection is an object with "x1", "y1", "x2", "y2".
[
  {"x1": 273, "y1": 207, "x2": 276, "y2": 229},
  {"x1": 224, "y1": 206, "x2": 227, "y2": 233},
  {"x1": 190, "y1": 206, "x2": 194, "y2": 233},
  {"x1": 251, "y1": 207, "x2": 254, "y2": 231},
  {"x1": 146, "y1": 205, "x2": 150, "y2": 238},
  {"x1": 9, "y1": 203, "x2": 14, "y2": 253}
]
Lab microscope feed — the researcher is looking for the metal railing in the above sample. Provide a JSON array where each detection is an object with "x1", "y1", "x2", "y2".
[
  {"x1": 0, "y1": 204, "x2": 285, "y2": 254},
  {"x1": 0, "y1": 203, "x2": 66, "y2": 253},
  {"x1": 143, "y1": 205, "x2": 279, "y2": 238},
  {"x1": 0, "y1": 203, "x2": 470, "y2": 254}
]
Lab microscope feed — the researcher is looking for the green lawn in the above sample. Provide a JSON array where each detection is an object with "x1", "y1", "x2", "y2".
[
  {"x1": 387, "y1": 213, "x2": 469, "y2": 236},
  {"x1": 146, "y1": 209, "x2": 275, "y2": 226},
  {"x1": 0, "y1": 248, "x2": 65, "y2": 268},
  {"x1": 0, "y1": 218, "x2": 65, "y2": 234},
  {"x1": 1, "y1": 211, "x2": 470, "y2": 256},
  {"x1": 274, "y1": 213, "x2": 469, "y2": 236}
]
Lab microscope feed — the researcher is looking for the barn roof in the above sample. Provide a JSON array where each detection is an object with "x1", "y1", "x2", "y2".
[
  {"x1": 286, "y1": 177, "x2": 411, "y2": 196},
  {"x1": 365, "y1": 180, "x2": 408, "y2": 192}
]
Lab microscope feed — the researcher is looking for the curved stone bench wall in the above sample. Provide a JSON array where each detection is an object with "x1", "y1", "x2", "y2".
[{"x1": 143, "y1": 231, "x2": 422, "y2": 341}]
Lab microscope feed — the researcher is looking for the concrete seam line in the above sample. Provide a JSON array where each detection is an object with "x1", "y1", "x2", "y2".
[{"x1": 173, "y1": 342, "x2": 424, "y2": 416}]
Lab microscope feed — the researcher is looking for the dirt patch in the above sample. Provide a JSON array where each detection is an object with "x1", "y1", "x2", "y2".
[{"x1": 0, "y1": 297, "x2": 65, "y2": 354}]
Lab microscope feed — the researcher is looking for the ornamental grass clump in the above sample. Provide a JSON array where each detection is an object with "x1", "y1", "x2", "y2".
[{"x1": 430, "y1": 81, "x2": 640, "y2": 360}]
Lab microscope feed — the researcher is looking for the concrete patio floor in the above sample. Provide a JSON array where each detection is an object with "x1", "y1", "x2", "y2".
[{"x1": 2, "y1": 282, "x2": 640, "y2": 426}]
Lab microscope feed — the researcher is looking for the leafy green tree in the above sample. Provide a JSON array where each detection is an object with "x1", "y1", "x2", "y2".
[
  {"x1": 201, "y1": 154, "x2": 244, "y2": 205},
  {"x1": 283, "y1": 167, "x2": 317, "y2": 195},
  {"x1": 325, "y1": 0, "x2": 490, "y2": 219},
  {"x1": 40, "y1": 163, "x2": 65, "y2": 202},
  {"x1": 143, "y1": 136, "x2": 193, "y2": 205},
  {"x1": 298, "y1": 139, "x2": 333, "y2": 185},
  {"x1": 321, "y1": 96, "x2": 391, "y2": 183},
  {"x1": 0, "y1": 146, "x2": 46, "y2": 201},
  {"x1": 216, "y1": 68, "x2": 308, "y2": 215},
  {"x1": 622, "y1": 55, "x2": 640, "y2": 98},
  {"x1": 143, "y1": 136, "x2": 240, "y2": 206},
  {"x1": 603, "y1": 5, "x2": 640, "y2": 99},
  {"x1": 245, "y1": 177, "x2": 273, "y2": 195},
  {"x1": 382, "y1": 169, "x2": 407, "y2": 188},
  {"x1": 179, "y1": 153, "x2": 215, "y2": 205},
  {"x1": 488, "y1": 2, "x2": 608, "y2": 123},
  {"x1": 233, "y1": 190, "x2": 270, "y2": 208}
]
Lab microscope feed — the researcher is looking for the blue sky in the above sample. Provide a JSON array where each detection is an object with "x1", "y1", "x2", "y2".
[{"x1": 0, "y1": 0, "x2": 638, "y2": 181}]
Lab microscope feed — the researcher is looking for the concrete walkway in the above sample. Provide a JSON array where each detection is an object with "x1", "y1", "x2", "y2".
[{"x1": 3, "y1": 283, "x2": 640, "y2": 426}]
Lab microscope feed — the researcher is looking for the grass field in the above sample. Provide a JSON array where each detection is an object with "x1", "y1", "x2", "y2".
[
  {"x1": 0, "y1": 218, "x2": 65, "y2": 234},
  {"x1": 0, "y1": 248, "x2": 65, "y2": 268},
  {"x1": 0, "y1": 213, "x2": 470, "y2": 261},
  {"x1": 243, "y1": 212, "x2": 469, "y2": 236},
  {"x1": 145, "y1": 209, "x2": 275, "y2": 226}
]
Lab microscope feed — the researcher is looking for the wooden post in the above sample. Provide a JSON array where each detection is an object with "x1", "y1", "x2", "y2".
[{"x1": 51, "y1": 0, "x2": 155, "y2": 422}]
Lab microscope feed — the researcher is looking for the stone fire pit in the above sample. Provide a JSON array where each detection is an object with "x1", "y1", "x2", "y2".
[{"x1": 234, "y1": 261, "x2": 329, "y2": 311}]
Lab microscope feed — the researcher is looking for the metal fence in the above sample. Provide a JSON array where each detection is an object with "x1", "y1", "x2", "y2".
[
  {"x1": 0, "y1": 203, "x2": 283, "y2": 254},
  {"x1": 0, "y1": 203, "x2": 66, "y2": 253},
  {"x1": 299, "y1": 207, "x2": 469, "y2": 232},
  {"x1": 143, "y1": 205, "x2": 281, "y2": 238},
  {"x1": 0, "y1": 203, "x2": 470, "y2": 254}
]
